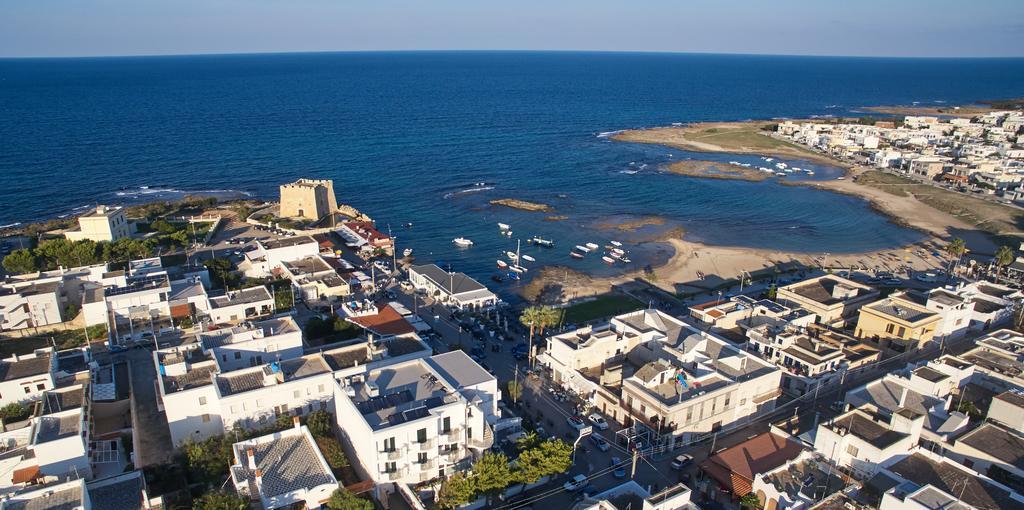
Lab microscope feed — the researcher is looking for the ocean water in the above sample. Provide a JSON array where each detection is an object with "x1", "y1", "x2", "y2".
[{"x1": 1, "y1": 51, "x2": 1023, "y2": 287}]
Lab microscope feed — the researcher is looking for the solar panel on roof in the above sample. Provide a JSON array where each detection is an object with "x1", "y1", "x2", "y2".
[{"x1": 355, "y1": 389, "x2": 414, "y2": 414}]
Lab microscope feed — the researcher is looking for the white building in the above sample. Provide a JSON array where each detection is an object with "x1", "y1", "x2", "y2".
[
  {"x1": 408, "y1": 264, "x2": 498, "y2": 310},
  {"x1": 241, "y1": 236, "x2": 320, "y2": 278},
  {"x1": 813, "y1": 407, "x2": 923, "y2": 478},
  {"x1": 572, "y1": 481, "x2": 699, "y2": 510},
  {"x1": 776, "y1": 275, "x2": 879, "y2": 327},
  {"x1": 746, "y1": 326, "x2": 848, "y2": 396},
  {"x1": 207, "y1": 286, "x2": 275, "y2": 325},
  {"x1": 199, "y1": 316, "x2": 304, "y2": 371},
  {"x1": 230, "y1": 421, "x2": 338, "y2": 510},
  {"x1": 0, "y1": 350, "x2": 56, "y2": 406},
  {"x1": 64, "y1": 205, "x2": 132, "y2": 243},
  {"x1": 333, "y1": 351, "x2": 498, "y2": 489}
]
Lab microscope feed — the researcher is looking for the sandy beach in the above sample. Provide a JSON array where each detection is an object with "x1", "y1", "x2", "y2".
[{"x1": 523, "y1": 121, "x2": 1001, "y2": 304}]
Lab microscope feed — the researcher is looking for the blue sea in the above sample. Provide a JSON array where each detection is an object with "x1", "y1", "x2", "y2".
[{"x1": 1, "y1": 51, "x2": 1023, "y2": 287}]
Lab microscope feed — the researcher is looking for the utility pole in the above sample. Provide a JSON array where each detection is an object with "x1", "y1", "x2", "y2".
[
  {"x1": 630, "y1": 447, "x2": 639, "y2": 480},
  {"x1": 512, "y1": 365, "x2": 519, "y2": 405}
]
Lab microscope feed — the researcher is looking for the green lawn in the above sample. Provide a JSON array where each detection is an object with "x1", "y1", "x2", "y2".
[{"x1": 561, "y1": 294, "x2": 645, "y2": 324}]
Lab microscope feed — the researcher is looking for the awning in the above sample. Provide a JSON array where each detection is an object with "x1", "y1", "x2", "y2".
[{"x1": 12, "y1": 465, "x2": 40, "y2": 484}]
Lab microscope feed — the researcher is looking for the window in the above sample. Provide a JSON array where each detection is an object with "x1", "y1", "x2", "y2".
[
  {"x1": 724, "y1": 395, "x2": 731, "y2": 408},
  {"x1": 740, "y1": 398, "x2": 747, "y2": 406},
  {"x1": 384, "y1": 462, "x2": 397, "y2": 473},
  {"x1": 467, "y1": 427, "x2": 473, "y2": 440},
  {"x1": 417, "y1": 428, "x2": 427, "y2": 443},
  {"x1": 229, "y1": 405, "x2": 236, "y2": 413},
  {"x1": 685, "y1": 408, "x2": 693, "y2": 423},
  {"x1": 234, "y1": 352, "x2": 241, "y2": 359},
  {"x1": 23, "y1": 387, "x2": 30, "y2": 394},
  {"x1": 897, "y1": 326, "x2": 906, "y2": 337},
  {"x1": 639, "y1": 404, "x2": 646, "y2": 415},
  {"x1": 221, "y1": 354, "x2": 227, "y2": 362},
  {"x1": 885, "y1": 324, "x2": 895, "y2": 334},
  {"x1": 418, "y1": 452, "x2": 428, "y2": 464},
  {"x1": 442, "y1": 417, "x2": 451, "y2": 433},
  {"x1": 36, "y1": 384, "x2": 45, "y2": 391},
  {"x1": 199, "y1": 396, "x2": 207, "y2": 405},
  {"x1": 384, "y1": 437, "x2": 396, "y2": 452},
  {"x1": 201, "y1": 414, "x2": 211, "y2": 423},
  {"x1": 846, "y1": 444, "x2": 859, "y2": 457}
]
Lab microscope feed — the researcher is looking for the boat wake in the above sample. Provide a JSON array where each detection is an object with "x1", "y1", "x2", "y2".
[
  {"x1": 596, "y1": 130, "x2": 624, "y2": 138},
  {"x1": 443, "y1": 183, "x2": 495, "y2": 200},
  {"x1": 114, "y1": 186, "x2": 252, "y2": 198},
  {"x1": 0, "y1": 222, "x2": 22, "y2": 230}
]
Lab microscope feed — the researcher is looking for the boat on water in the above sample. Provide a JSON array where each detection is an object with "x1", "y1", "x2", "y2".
[
  {"x1": 496, "y1": 260, "x2": 508, "y2": 269},
  {"x1": 610, "y1": 240, "x2": 623, "y2": 247},
  {"x1": 531, "y1": 237, "x2": 554, "y2": 247},
  {"x1": 403, "y1": 248, "x2": 413, "y2": 257},
  {"x1": 503, "y1": 231, "x2": 513, "y2": 238},
  {"x1": 585, "y1": 242, "x2": 599, "y2": 250},
  {"x1": 806, "y1": 171, "x2": 815, "y2": 175},
  {"x1": 453, "y1": 237, "x2": 473, "y2": 247},
  {"x1": 602, "y1": 256, "x2": 616, "y2": 264},
  {"x1": 575, "y1": 245, "x2": 591, "y2": 253},
  {"x1": 620, "y1": 257, "x2": 632, "y2": 263},
  {"x1": 610, "y1": 252, "x2": 622, "y2": 259},
  {"x1": 506, "y1": 272, "x2": 521, "y2": 280},
  {"x1": 505, "y1": 251, "x2": 518, "y2": 261},
  {"x1": 509, "y1": 264, "x2": 527, "y2": 273},
  {"x1": 521, "y1": 254, "x2": 536, "y2": 262},
  {"x1": 610, "y1": 247, "x2": 624, "y2": 255},
  {"x1": 570, "y1": 251, "x2": 584, "y2": 259},
  {"x1": 498, "y1": 223, "x2": 511, "y2": 231},
  {"x1": 776, "y1": 172, "x2": 787, "y2": 177}
]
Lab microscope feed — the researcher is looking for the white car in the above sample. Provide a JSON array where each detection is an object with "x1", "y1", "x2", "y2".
[
  {"x1": 587, "y1": 413, "x2": 609, "y2": 430},
  {"x1": 671, "y1": 454, "x2": 694, "y2": 470},
  {"x1": 566, "y1": 416, "x2": 586, "y2": 430},
  {"x1": 563, "y1": 474, "x2": 587, "y2": 492}
]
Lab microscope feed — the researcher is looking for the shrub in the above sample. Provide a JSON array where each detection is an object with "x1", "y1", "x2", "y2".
[
  {"x1": 326, "y1": 488, "x2": 372, "y2": 510},
  {"x1": 316, "y1": 436, "x2": 349, "y2": 469},
  {"x1": 192, "y1": 489, "x2": 249, "y2": 510},
  {"x1": 0, "y1": 403, "x2": 30, "y2": 422},
  {"x1": 306, "y1": 410, "x2": 333, "y2": 438}
]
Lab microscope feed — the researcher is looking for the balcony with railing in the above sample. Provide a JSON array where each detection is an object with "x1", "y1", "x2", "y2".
[
  {"x1": 414, "y1": 459, "x2": 436, "y2": 471},
  {"x1": 417, "y1": 439, "x2": 435, "y2": 451},
  {"x1": 380, "y1": 448, "x2": 405, "y2": 461},
  {"x1": 386, "y1": 468, "x2": 409, "y2": 481},
  {"x1": 440, "y1": 427, "x2": 462, "y2": 441}
]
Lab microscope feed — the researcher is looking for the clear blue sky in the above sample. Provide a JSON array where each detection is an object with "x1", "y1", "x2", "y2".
[{"x1": 2, "y1": 0, "x2": 1022, "y2": 58}]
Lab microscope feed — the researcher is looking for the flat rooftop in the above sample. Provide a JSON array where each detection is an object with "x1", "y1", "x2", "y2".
[
  {"x1": 216, "y1": 355, "x2": 330, "y2": 397},
  {"x1": 783, "y1": 276, "x2": 871, "y2": 306},
  {"x1": 913, "y1": 366, "x2": 949, "y2": 383},
  {"x1": 829, "y1": 410, "x2": 908, "y2": 449},
  {"x1": 35, "y1": 412, "x2": 81, "y2": 443},
  {"x1": 261, "y1": 236, "x2": 317, "y2": 250},
  {"x1": 886, "y1": 453, "x2": 1020, "y2": 510},
  {"x1": 200, "y1": 317, "x2": 299, "y2": 349},
  {"x1": 865, "y1": 299, "x2": 937, "y2": 324},
  {"x1": 354, "y1": 361, "x2": 460, "y2": 429},
  {"x1": 283, "y1": 256, "x2": 333, "y2": 275},
  {"x1": 209, "y1": 286, "x2": 273, "y2": 308},
  {"x1": 962, "y1": 349, "x2": 1022, "y2": 377},
  {"x1": 104, "y1": 274, "x2": 169, "y2": 298}
]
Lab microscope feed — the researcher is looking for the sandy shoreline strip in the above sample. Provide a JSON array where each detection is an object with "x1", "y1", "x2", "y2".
[{"x1": 523, "y1": 120, "x2": 992, "y2": 303}]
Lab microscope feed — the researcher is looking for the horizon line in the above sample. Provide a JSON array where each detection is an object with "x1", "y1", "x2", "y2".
[{"x1": 3, "y1": 48, "x2": 1024, "y2": 61}]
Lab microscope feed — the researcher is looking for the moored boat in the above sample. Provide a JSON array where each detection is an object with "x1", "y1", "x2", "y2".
[
  {"x1": 585, "y1": 242, "x2": 599, "y2": 250},
  {"x1": 509, "y1": 264, "x2": 527, "y2": 273},
  {"x1": 610, "y1": 240, "x2": 622, "y2": 247},
  {"x1": 570, "y1": 251, "x2": 584, "y2": 259},
  {"x1": 521, "y1": 254, "x2": 536, "y2": 262},
  {"x1": 506, "y1": 251, "x2": 518, "y2": 261},
  {"x1": 403, "y1": 248, "x2": 413, "y2": 257},
  {"x1": 575, "y1": 245, "x2": 591, "y2": 253},
  {"x1": 602, "y1": 256, "x2": 616, "y2": 264},
  {"x1": 496, "y1": 260, "x2": 508, "y2": 269},
  {"x1": 532, "y1": 237, "x2": 554, "y2": 247},
  {"x1": 498, "y1": 223, "x2": 511, "y2": 231},
  {"x1": 453, "y1": 237, "x2": 474, "y2": 247}
]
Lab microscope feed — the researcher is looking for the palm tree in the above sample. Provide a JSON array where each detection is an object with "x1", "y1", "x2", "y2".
[
  {"x1": 945, "y1": 238, "x2": 967, "y2": 276},
  {"x1": 994, "y1": 245, "x2": 1015, "y2": 276},
  {"x1": 519, "y1": 306, "x2": 560, "y2": 367}
]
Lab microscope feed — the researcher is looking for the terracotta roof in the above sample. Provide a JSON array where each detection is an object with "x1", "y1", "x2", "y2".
[
  {"x1": 347, "y1": 304, "x2": 415, "y2": 336},
  {"x1": 12, "y1": 465, "x2": 40, "y2": 484},
  {"x1": 700, "y1": 432, "x2": 804, "y2": 496}
]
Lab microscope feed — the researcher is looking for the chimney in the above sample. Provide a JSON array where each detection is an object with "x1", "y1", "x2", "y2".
[
  {"x1": 254, "y1": 469, "x2": 263, "y2": 487},
  {"x1": 246, "y1": 448, "x2": 256, "y2": 470},
  {"x1": 292, "y1": 416, "x2": 301, "y2": 429}
]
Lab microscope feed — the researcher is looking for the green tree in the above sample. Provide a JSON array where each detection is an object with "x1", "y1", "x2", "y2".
[
  {"x1": 306, "y1": 410, "x2": 333, "y2": 437},
  {"x1": 514, "y1": 439, "x2": 573, "y2": 484},
  {"x1": 150, "y1": 219, "x2": 177, "y2": 235},
  {"x1": 36, "y1": 238, "x2": 76, "y2": 269},
  {"x1": 204, "y1": 257, "x2": 235, "y2": 289},
  {"x1": 945, "y1": 238, "x2": 967, "y2": 259},
  {"x1": 326, "y1": 488, "x2": 372, "y2": 510},
  {"x1": 740, "y1": 493, "x2": 762, "y2": 509},
  {"x1": 183, "y1": 437, "x2": 234, "y2": 482},
  {"x1": 167, "y1": 230, "x2": 190, "y2": 248},
  {"x1": 0, "y1": 402, "x2": 30, "y2": 422},
  {"x1": 994, "y1": 245, "x2": 1015, "y2": 274},
  {"x1": 316, "y1": 436, "x2": 350, "y2": 470},
  {"x1": 105, "y1": 238, "x2": 155, "y2": 263},
  {"x1": 472, "y1": 452, "x2": 512, "y2": 502},
  {"x1": 516, "y1": 431, "x2": 542, "y2": 452},
  {"x1": 506, "y1": 380, "x2": 523, "y2": 404},
  {"x1": 437, "y1": 472, "x2": 477, "y2": 509},
  {"x1": 192, "y1": 489, "x2": 249, "y2": 510},
  {"x1": 519, "y1": 306, "x2": 560, "y2": 366},
  {"x1": 2, "y1": 249, "x2": 38, "y2": 274}
]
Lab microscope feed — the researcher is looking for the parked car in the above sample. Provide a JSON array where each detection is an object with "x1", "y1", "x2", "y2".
[
  {"x1": 566, "y1": 416, "x2": 586, "y2": 430},
  {"x1": 671, "y1": 454, "x2": 694, "y2": 470},
  {"x1": 587, "y1": 413, "x2": 609, "y2": 430},
  {"x1": 563, "y1": 474, "x2": 588, "y2": 492},
  {"x1": 589, "y1": 434, "x2": 610, "y2": 452},
  {"x1": 611, "y1": 457, "x2": 626, "y2": 478}
]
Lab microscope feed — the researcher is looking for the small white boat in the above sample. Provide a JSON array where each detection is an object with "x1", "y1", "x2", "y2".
[
  {"x1": 403, "y1": 248, "x2": 413, "y2": 257},
  {"x1": 509, "y1": 264, "x2": 527, "y2": 273},
  {"x1": 532, "y1": 237, "x2": 554, "y2": 247},
  {"x1": 765, "y1": 158, "x2": 774, "y2": 162},
  {"x1": 498, "y1": 223, "x2": 511, "y2": 231},
  {"x1": 504, "y1": 231, "x2": 513, "y2": 238},
  {"x1": 620, "y1": 257, "x2": 632, "y2": 263},
  {"x1": 585, "y1": 242, "x2": 599, "y2": 250},
  {"x1": 453, "y1": 237, "x2": 473, "y2": 247},
  {"x1": 570, "y1": 251, "x2": 584, "y2": 259},
  {"x1": 521, "y1": 254, "x2": 536, "y2": 262},
  {"x1": 610, "y1": 248, "x2": 625, "y2": 255},
  {"x1": 506, "y1": 251, "x2": 519, "y2": 261},
  {"x1": 575, "y1": 245, "x2": 591, "y2": 253},
  {"x1": 496, "y1": 260, "x2": 508, "y2": 269},
  {"x1": 610, "y1": 252, "x2": 622, "y2": 259},
  {"x1": 806, "y1": 171, "x2": 815, "y2": 176},
  {"x1": 776, "y1": 172, "x2": 787, "y2": 177},
  {"x1": 610, "y1": 240, "x2": 623, "y2": 247},
  {"x1": 602, "y1": 256, "x2": 616, "y2": 264}
]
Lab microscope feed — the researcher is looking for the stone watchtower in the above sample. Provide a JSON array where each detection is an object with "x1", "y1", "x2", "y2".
[{"x1": 279, "y1": 179, "x2": 338, "y2": 220}]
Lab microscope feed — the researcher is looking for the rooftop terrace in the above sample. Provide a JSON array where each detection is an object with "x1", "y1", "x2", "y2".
[{"x1": 354, "y1": 360, "x2": 461, "y2": 429}]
